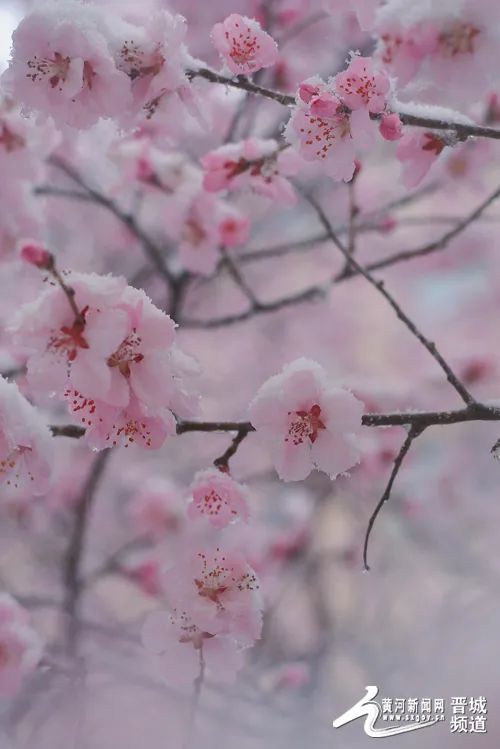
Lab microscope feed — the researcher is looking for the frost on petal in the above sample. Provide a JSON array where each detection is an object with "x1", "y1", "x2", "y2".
[{"x1": 5, "y1": 3, "x2": 132, "y2": 128}]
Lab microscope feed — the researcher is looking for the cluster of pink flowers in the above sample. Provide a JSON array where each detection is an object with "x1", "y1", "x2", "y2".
[
  {"x1": 10, "y1": 268, "x2": 199, "y2": 450},
  {"x1": 0, "y1": 376, "x2": 54, "y2": 500},
  {"x1": 249, "y1": 358, "x2": 364, "y2": 481},
  {"x1": 111, "y1": 137, "x2": 251, "y2": 276},
  {"x1": 285, "y1": 56, "x2": 391, "y2": 181},
  {"x1": 374, "y1": 0, "x2": 500, "y2": 105},
  {"x1": 202, "y1": 137, "x2": 300, "y2": 206},
  {"x1": 3, "y1": 1, "x2": 198, "y2": 130},
  {"x1": 0, "y1": 594, "x2": 42, "y2": 697},
  {"x1": 141, "y1": 467, "x2": 261, "y2": 685},
  {"x1": 0, "y1": 96, "x2": 57, "y2": 258}
]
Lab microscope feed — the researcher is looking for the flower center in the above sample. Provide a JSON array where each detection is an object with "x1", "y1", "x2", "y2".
[
  {"x1": 0, "y1": 445, "x2": 33, "y2": 489},
  {"x1": 48, "y1": 307, "x2": 89, "y2": 363},
  {"x1": 438, "y1": 22, "x2": 480, "y2": 57},
  {"x1": 285, "y1": 404, "x2": 326, "y2": 446},
  {"x1": 107, "y1": 331, "x2": 144, "y2": 376},
  {"x1": 226, "y1": 26, "x2": 259, "y2": 66},
  {"x1": 26, "y1": 51, "x2": 71, "y2": 90},
  {"x1": 119, "y1": 41, "x2": 165, "y2": 80}
]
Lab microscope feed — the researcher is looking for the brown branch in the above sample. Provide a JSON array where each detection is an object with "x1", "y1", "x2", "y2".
[
  {"x1": 63, "y1": 450, "x2": 110, "y2": 652},
  {"x1": 180, "y1": 284, "x2": 325, "y2": 328},
  {"x1": 47, "y1": 157, "x2": 175, "y2": 288},
  {"x1": 303, "y1": 191, "x2": 475, "y2": 405},
  {"x1": 187, "y1": 67, "x2": 295, "y2": 107},
  {"x1": 213, "y1": 427, "x2": 253, "y2": 470},
  {"x1": 51, "y1": 402, "x2": 500, "y2": 440},
  {"x1": 396, "y1": 111, "x2": 500, "y2": 141},
  {"x1": 363, "y1": 425, "x2": 422, "y2": 571},
  {"x1": 338, "y1": 181, "x2": 500, "y2": 279},
  {"x1": 188, "y1": 68, "x2": 500, "y2": 141}
]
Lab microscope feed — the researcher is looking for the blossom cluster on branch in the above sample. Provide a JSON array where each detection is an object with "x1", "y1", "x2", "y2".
[{"x1": 0, "y1": 0, "x2": 499, "y2": 743}]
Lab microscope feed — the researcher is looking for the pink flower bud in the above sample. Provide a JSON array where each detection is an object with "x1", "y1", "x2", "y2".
[
  {"x1": 378, "y1": 215, "x2": 397, "y2": 233},
  {"x1": 379, "y1": 113, "x2": 403, "y2": 141},
  {"x1": 20, "y1": 243, "x2": 54, "y2": 270}
]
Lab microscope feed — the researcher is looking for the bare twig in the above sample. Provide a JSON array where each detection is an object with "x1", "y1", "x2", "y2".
[
  {"x1": 303, "y1": 191, "x2": 475, "y2": 405},
  {"x1": 47, "y1": 157, "x2": 175, "y2": 287},
  {"x1": 184, "y1": 647, "x2": 205, "y2": 749},
  {"x1": 363, "y1": 425, "x2": 422, "y2": 571},
  {"x1": 63, "y1": 450, "x2": 110, "y2": 652},
  {"x1": 214, "y1": 427, "x2": 253, "y2": 470}
]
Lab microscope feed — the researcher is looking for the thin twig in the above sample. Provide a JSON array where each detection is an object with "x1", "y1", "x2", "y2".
[
  {"x1": 48, "y1": 157, "x2": 175, "y2": 287},
  {"x1": 214, "y1": 427, "x2": 252, "y2": 470},
  {"x1": 63, "y1": 450, "x2": 110, "y2": 653},
  {"x1": 183, "y1": 646, "x2": 205, "y2": 749},
  {"x1": 303, "y1": 191, "x2": 475, "y2": 405},
  {"x1": 363, "y1": 425, "x2": 422, "y2": 571},
  {"x1": 340, "y1": 181, "x2": 500, "y2": 278}
]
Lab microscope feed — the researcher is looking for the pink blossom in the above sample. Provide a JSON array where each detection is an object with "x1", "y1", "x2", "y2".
[
  {"x1": 187, "y1": 468, "x2": 250, "y2": 528},
  {"x1": 178, "y1": 192, "x2": 222, "y2": 276},
  {"x1": 211, "y1": 14, "x2": 278, "y2": 76},
  {"x1": 285, "y1": 77, "x2": 374, "y2": 182},
  {"x1": 164, "y1": 545, "x2": 262, "y2": 645},
  {"x1": 10, "y1": 272, "x2": 128, "y2": 396},
  {"x1": 123, "y1": 558, "x2": 162, "y2": 597},
  {"x1": 249, "y1": 359, "x2": 363, "y2": 482},
  {"x1": 64, "y1": 389, "x2": 176, "y2": 450},
  {"x1": 112, "y1": 10, "x2": 197, "y2": 126},
  {"x1": 335, "y1": 56, "x2": 390, "y2": 113},
  {"x1": 129, "y1": 478, "x2": 184, "y2": 540},
  {"x1": 0, "y1": 377, "x2": 54, "y2": 499},
  {"x1": 379, "y1": 112, "x2": 403, "y2": 141},
  {"x1": 202, "y1": 138, "x2": 298, "y2": 206},
  {"x1": 375, "y1": 21, "x2": 437, "y2": 86},
  {"x1": 5, "y1": 2, "x2": 131, "y2": 128},
  {"x1": 218, "y1": 209, "x2": 251, "y2": 249},
  {"x1": 396, "y1": 130, "x2": 447, "y2": 188},
  {"x1": 323, "y1": 0, "x2": 380, "y2": 31},
  {"x1": 11, "y1": 273, "x2": 199, "y2": 442},
  {"x1": 270, "y1": 661, "x2": 310, "y2": 690},
  {"x1": 142, "y1": 609, "x2": 244, "y2": 687},
  {"x1": 0, "y1": 594, "x2": 42, "y2": 697}
]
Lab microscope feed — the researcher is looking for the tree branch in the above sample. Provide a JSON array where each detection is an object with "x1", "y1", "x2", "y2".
[
  {"x1": 363, "y1": 425, "x2": 422, "y2": 571},
  {"x1": 188, "y1": 68, "x2": 500, "y2": 141},
  {"x1": 63, "y1": 450, "x2": 110, "y2": 652},
  {"x1": 303, "y1": 191, "x2": 475, "y2": 405},
  {"x1": 47, "y1": 157, "x2": 175, "y2": 288}
]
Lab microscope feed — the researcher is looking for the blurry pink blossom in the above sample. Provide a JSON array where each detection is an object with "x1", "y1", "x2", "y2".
[
  {"x1": 187, "y1": 468, "x2": 250, "y2": 528},
  {"x1": 0, "y1": 377, "x2": 53, "y2": 499}
]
